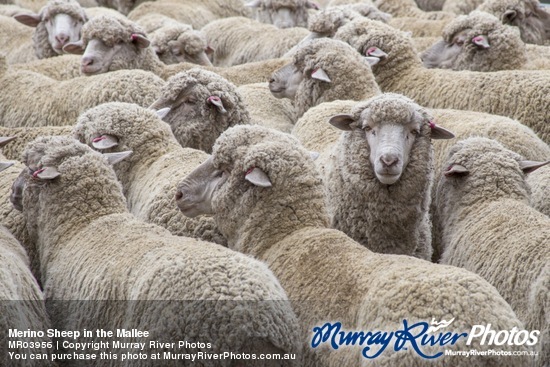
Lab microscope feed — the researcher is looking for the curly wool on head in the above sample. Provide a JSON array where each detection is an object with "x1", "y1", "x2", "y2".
[
  {"x1": 150, "y1": 25, "x2": 207, "y2": 59},
  {"x1": 81, "y1": 15, "x2": 146, "y2": 48},
  {"x1": 150, "y1": 68, "x2": 251, "y2": 153}
]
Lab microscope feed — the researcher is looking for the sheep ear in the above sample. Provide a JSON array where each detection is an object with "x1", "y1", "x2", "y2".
[
  {"x1": 429, "y1": 122, "x2": 455, "y2": 140},
  {"x1": 92, "y1": 134, "x2": 119, "y2": 150},
  {"x1": 63, "y1": 40, "x2": 85, "y2": 54},
  {"x1": 503, "y1": 9, "x2": 517, "y2": 24},
  {"x1": 155, "y1": 107, "x2": 171, "y2": 120},
  {"x1": 365, "y1": 56, "x2": 380, "y2": 66},
  {"x1": 13, "y1": 13, "x2": 41, "y2": 27},
  {"x1": 444, "y1": 164, "x2": 469, "y2": 177},
  {"x1": 104, "y1": 151, "x2": 132, "y2": 165},
  {"x1": 207, "y1": 96, "x2": 227, "y2": 114},
  {"x1": 0, "y1": 136, "x2": 16, "y2": 148},
  {"x1": 34, "y1": 167, "x2": 61, "y2": 180},
  {"x1": 0, "y1": 161, "x2": 14, "y2": 172},
  {"x1": 518, "y1": 160, "x2": 550, "y2": 174},
  {"x1": 306, "y1": 1, "x2": 320, "y2": 10},
  {"x1": 131, "y1": 33, "x2": 150, "y2": 48},
  {"x1": 245, "y1": 167, "x2": 272, "y2": 188},
  {"x1": 472, "y1": 35, "x2": 490, "y2": 49},
  {"x1": 329, "y1": 114, "x2": 355, "y2": 131},
  {"x1": 245, "y1": 0, "x2": 261, "y2": 8},
  {"x1": 365, "y1": 47, "x2": 388, "y2": 58},
  {"x1": 311, "y1": 68, "x2": 331, "y2": 83}
]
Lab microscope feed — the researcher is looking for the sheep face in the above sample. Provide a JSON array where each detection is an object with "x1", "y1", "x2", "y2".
[
  {"x1": 269, "y1": 63, "x2": 304, "y2": 99},
  {"x1": 14, "y1": 5, "x2": 87, "y2": 54},
  {"x1": 421, "y1": 32, "x2": 467, "y2": 70},
  {"x1": 329, "y1": 94, "x2": 454, "y2": 185},
  {"x1": 163, "y1": 32, "x2": 213, "y2": 66},
  {"x1": 247, "y1": 0, "x2": 319, "y2": 28}
]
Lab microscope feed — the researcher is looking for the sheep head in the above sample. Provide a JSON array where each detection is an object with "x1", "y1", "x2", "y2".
[
  {"x1": 329, "y1": 94, "x2": 454, "y2": 185},
  {"x1": 63, "y1": 15, "x2": 151, "y2": 75},
  {"x1": 14, "y1": 0, "x2": 88, "y2": 55}
]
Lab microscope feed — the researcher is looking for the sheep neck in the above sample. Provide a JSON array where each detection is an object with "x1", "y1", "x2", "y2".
[
  {"x1": 228, "y1": 194, "x2": 330, "y2": 259},
  {"x1": 372, "y1": 45, "x2": 423, "y2": 92}
]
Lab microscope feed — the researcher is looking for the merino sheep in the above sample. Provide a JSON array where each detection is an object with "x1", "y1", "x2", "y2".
[
  {"x1": 0, "y1": 55, "x2": 164, "y2": 127},
  {"x1": 148, "y1": 23, "x2": 212, "y2": 66},
  {"x1": 127, "y1": 0, "x2": 250, "y2": 29},
  {"x1": 421, "y1": 11, "x2": 550, "y2": 71},
  {"x1": 246, "y1": 0, "x2": 319, "y2": 28},
  {"x1": 12, "y1": 135, "x2": 302, "y2": 366},
  {"x1": 149, "y1": 68, "x2": 250, "y2": 153},
  {"x1": 11, "y1": 0, "x2": 88, "y2": 62},
  {"x1": 435, "y1": 137, "x2": 550, "y2": 366},
  {"x1": 334, "y1": 18, "x2": 550, "y2": 143},
  {"x1": 72, "y1": 102, "x2": 225, "y2": 244},
  {"x1": 269, "y1": 38, "x2": 381, "y2": 121},
  {"x1": 320, "y1": 94, "x2": 454, "y2": 260},
  {"x1": 176, "y1": 124, "x2": 533, "y2": 367},
  {"x1": 63, "y1": 15, "x2": 289, "y2": 83},
  {"x1": 202, "y1": 17, "x2": 308, "y2": 67},
  {"x1": 478, "y1": 0, "x2": 550, "y2": 45}
]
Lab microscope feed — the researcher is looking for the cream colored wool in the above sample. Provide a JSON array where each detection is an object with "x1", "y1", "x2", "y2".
[
  {"x1": 0, "y1": 126, "x2": 72, "y2": 160},
  {"x1": 0, "y1": 225, "x2": 53, "y2": 366},
  {"x1": 237, "y1": 83, "x2": 296, "y2": 133},
  {"x1": 442, "y1": 0, "x2": 483, "y2": 14},
  {"x1": 373, "y1": 0, "x2": 454, "y2": 19},
  {"x1": 250, "y1": 0, "x2": 314, "y2": 28},
  {"x1": 148, "y1": 24, "x2": 208, "y2": 65},
  {"x1": 180, "y1": 124, "x2": 533, "y2": 367},
  {"x1": 307, "y1": 4, "x2": 390, "y2": 37},
  {"x1": 84, "y1": 6, "x2": 126, "y2": 19},
  {"x1": 0, "y1": 4, "x2": 26, "y2": 16},
  {"x1": 334, "y1": 18, "x2": 550, "y2": 143},
  {"x1": 412, "y1": 36, "x2": 438, "y2": 52},
  {"x1": 128, "y1": 0, "x2": 249, "y2": 29},
  {"x1": 202, "y1": 17, "x2": 308, "y2": 67},
  {"x1": 0, "y1": 55, "x2": 164, "y2": 127},
  {"x1": 9, "y1": 54, "x2": 82, "y2": 80},
  {"x1": 436, "y1": 137, "x2": 550, "y2": 366},
  {"x1": 388, "y1": 17, "x2": 446, "y2": 37},
  {"x1": 526, "y1": 165, "x2": 550, "y2": 216},
  {"x1": 17, "y1": 136, "x2": 301, "y2": 367},
  {"x1": 73, "y1": 102, "x2": 225, "y2": 244},
  {"x1": 0, "y1": 14, "x2": 35, "y2": 64}
]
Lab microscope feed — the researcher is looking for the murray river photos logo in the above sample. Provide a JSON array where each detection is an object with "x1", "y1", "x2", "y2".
[{"x1": 310, "y1": 318, "x2": 540, "y2": 359}]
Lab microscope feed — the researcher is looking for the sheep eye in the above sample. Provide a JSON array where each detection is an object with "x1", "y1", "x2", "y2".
[{"x1": 412, "y1": 129, "x2": 420, "y2": 136}]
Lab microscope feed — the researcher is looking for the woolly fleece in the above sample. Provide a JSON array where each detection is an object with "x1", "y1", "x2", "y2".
[
  {"x1": 19, "y1": 136, "x2": 301, "y2": 366},
  {"x1": 436, "y1": 137, "x2": 549, "y2": 366},
  {"x1": 0, "y1": 54, "x2": 164, "y2": 127},
  {"x1": 201, "y1": 17, "x2": 308, "y2": 67}
]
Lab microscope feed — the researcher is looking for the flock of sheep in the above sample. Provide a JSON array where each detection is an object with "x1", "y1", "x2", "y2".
[{"x1": 0, "y1": 0, "x2": 548, "y2": 366}]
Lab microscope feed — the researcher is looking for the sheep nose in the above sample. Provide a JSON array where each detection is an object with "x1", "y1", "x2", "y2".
[
  {"x1": 56, "y1": 33, "x2": 69, "y2": 45},
  {"x1": 175, "y1": 190, "x2": 183, "y2": 201},
  {"x1": 380, "y1": 154, "x2": 398, "y2": 167},
  {"x1": 82, "y1": 56, "x2": 94, "y2": 66}
]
